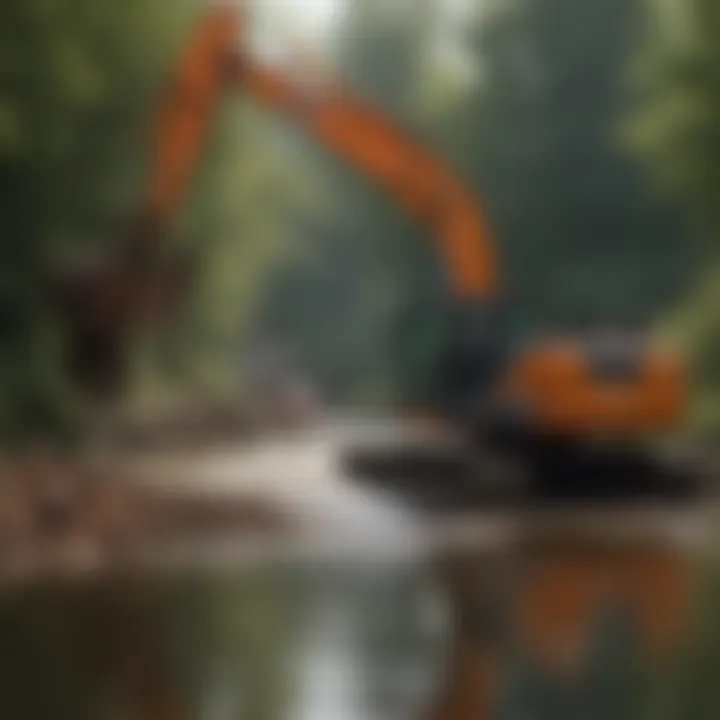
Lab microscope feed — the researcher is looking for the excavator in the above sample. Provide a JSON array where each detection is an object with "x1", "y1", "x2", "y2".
[
  {"x1": 46, "y1": 6, "x2": 701, "y2": 720},
  {"x1": 57, "y1": 2, "x2": 693, "y2": 504}
]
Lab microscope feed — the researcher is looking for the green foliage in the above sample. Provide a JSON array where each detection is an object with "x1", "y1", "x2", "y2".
[
  {"x1": 130, "y1": 101, "x2": 321, "y2": 407},
  {"x1": 629, "y1": 0, "x2": 720, "y2": 434},
  {"x1": 0, "y1": 0, "x2": 317, "y2": 437},
  {"x1": 440, "y1": 0, "x2": 696, "y2": 338},
  {"x1": 630, "y1": 0, "x2": 720, "y2": 225},
  {"x1": 0, "y1": 0, "x2": 198, "y2": 439}
]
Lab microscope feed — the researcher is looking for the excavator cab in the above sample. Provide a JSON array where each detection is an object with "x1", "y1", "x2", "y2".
[
  {"x1": 431, "y1": 298, "x2": 686, "y2": 441},
  {"x1": 496, "y1": 333, "x2": 686, "y2": 438}
]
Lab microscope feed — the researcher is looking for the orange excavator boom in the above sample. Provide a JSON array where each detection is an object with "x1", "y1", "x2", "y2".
[{"x1": 146, "y1": 6, "x2": 497, "y2": 301}]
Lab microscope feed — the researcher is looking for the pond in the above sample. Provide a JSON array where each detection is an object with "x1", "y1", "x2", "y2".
[{"x1": 0, "y1": 542, "x2": 710, "y2": 720}]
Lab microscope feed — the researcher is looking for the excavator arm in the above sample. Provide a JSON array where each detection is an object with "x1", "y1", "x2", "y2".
[
  {"x1": 146, "y1": 6, "x2": 497, "y2": 300},
  {"x1": 56, "y1": 2, "x2": 498, "y2": 401}
]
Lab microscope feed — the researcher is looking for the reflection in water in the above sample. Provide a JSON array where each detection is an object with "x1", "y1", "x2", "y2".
[
  {"x1": 291, "y1": 563, "x2": 448, "y2": 720},
  {"x1": 182, "y1": 561, "x2": 449, "y2": 720},
  {"x1": 296, "y1": 589, "x2": 364, "y2": 720},
  {"x1": 0, "y1": 554, "x2": 688, "y2": 719},
  {"x1": 184, "y1": 562, "x2": 660, "y2": 720},
  {"x1": 135, "y1": 430, "x2": 451, "y2": 720}
]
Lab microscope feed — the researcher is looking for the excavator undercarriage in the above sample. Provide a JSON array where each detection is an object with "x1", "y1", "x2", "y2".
[{"x1": 344, "y1": 424, "x2": 701, "y2": 514}]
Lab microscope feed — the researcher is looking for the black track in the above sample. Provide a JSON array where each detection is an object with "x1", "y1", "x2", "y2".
[{"x1": 342, "y1": 435, "x2": 702, "y2": 514}]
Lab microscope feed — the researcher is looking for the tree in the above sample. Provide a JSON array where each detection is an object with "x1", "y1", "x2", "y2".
[
  {"x1": 0, "y1": 0, "x2": 312, "y2": 440},
  {"x1": 439, "y1": 0, "x2": 695, "y2": 340},
  {"x1": 629, "y1": 0, "x2": 720, "y2": 434},
  {"x1": 0, "y1": 0, "x2": 197, "y2": 439}
]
